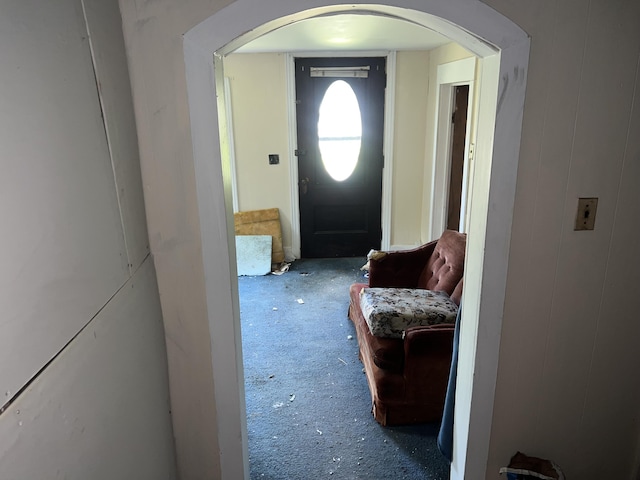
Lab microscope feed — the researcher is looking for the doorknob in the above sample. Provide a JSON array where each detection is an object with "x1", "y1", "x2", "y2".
[{"x1": 300, "y1": 177, "x2": 310, "y2": 195}]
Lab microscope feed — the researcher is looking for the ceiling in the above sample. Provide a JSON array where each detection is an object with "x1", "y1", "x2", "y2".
[{"x1": 235, "y1": 14, "x2": 451, "y2": 53}]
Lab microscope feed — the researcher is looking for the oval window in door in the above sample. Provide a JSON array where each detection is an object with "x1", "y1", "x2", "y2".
[{"x1": 317, "y1": 80, "x2": 362, "y2": 181}]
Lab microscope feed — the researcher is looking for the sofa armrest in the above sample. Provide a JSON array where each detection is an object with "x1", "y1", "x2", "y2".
[
  {"x1": 403, "y1": 325, "x2": 455, "y2": 356},
  {"x1": 403, "y1": 325, "x2": 454, "y2": 380},
  {"x1": 368, "y1": 240, "x2": 438, "y2": 288}
]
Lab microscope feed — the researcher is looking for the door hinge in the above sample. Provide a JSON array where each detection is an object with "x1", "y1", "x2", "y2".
[{"x1": 295, "y1": 149, "x2": 306, "y2": 156}]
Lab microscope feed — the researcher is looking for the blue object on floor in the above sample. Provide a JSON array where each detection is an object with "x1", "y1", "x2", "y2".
[{"x1": 438, "y1": 303, "x2": 462, "y2": 462}]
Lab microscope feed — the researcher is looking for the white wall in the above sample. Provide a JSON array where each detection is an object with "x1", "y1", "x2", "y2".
[
  {"x1": 0, "y1": 260, "x2": 177, "y2": 480},
  {"x1": 0, "y1": 0, "x2": 176, "y2": 478},
  {"x1": 485, "y1": 0, "x2": 640, "y2": 478},
  {"x1": 117, "y1": 0, "x2": 640, "y2": 479},
  {"x1": 390, "y1": 50, "x2": 431, "y2": 247},
  {"x1": 223, "y1": 53, "x2": 293, "y2": 248},
  {"x1": 118, "y1": 0, "x2": 227, "y2": 477}
]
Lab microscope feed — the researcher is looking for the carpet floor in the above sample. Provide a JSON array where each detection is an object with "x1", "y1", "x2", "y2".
[{"x1": 239, "y1": 257, "x2": 451, "y2": 480}]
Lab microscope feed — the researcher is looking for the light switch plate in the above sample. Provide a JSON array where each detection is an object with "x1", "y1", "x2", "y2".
[{"x1": 574, "y1": 197, "x2": 598, "y2": 231}]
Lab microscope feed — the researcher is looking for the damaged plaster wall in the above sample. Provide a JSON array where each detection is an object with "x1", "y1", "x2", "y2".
[{"x1": 0, "y1": 0, "x2": 176, "y2": 477}]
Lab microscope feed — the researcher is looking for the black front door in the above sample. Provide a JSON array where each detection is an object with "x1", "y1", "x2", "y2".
[{"x1": 295, "y1": 57, "x2": 386, "y2": 258}]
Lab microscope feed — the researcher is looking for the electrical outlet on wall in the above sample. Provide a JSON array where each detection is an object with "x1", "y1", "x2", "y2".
[
  {"x1": 268, "y1": 154, "x2": 279, "y2": 165},
  {"x1": 574, "y1": 197, "x2": 598, "y2": 231}
]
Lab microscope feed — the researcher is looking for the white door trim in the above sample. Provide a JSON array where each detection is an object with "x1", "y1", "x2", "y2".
[
  {"x1": 223, "y1": 76, "x2": 240, "y2": 213},
  {"x1": 381, "y1": 51, "x2": 396, "y2": 251},
  {"x1": 183, "y1": 3, "x2": 529, "y2": 479},
  {"x1": 284, "y1": 54, "x2": 300, "y2": 259}
]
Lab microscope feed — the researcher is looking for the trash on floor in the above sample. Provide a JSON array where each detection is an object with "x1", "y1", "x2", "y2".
[
  {"x1": 271, "y1": 261, "x2": 290, "y2": 275},
  {"x1": 499, "y1": 451, "x2": 564, "y2": 480},
  {"x1": 367, "y1": 249, "x2": 387, "y2": 262}
]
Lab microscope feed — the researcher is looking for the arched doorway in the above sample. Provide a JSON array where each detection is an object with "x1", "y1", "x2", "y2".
[{"x1": 183, "y1": 2, "x2": 529, "y2": 478}]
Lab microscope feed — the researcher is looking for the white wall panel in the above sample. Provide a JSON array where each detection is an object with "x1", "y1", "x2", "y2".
[
  {"x1": 0, "y1": 0, "x2": 129, "y2": 406},
  {"x1": 533, "y1": 0, "x2": 639, "y2": 465},
  {"x1": 488, "y1": 0, "x2": 640, "y2": 477},
  {"x1": 490, "y1": 0, "x2": 590, "y2": 465},
  {"x1": 0, "y1": 258, "x2": 176, "y2": 480},
  {"x1": 82, "y1": 0, "x2": 151, "y2": 272},
  {"x1": 573, "y1": 33, "x2": 640, "y2": 479}
]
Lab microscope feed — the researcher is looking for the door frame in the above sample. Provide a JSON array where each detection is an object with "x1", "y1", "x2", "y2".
[
  {"x1": 430, "y1": 56, "x2": 477, "y2": 239},
  {"x1": 183, "y1": 3, "x2": 530, "y2": 479},
  {"x1": 285, "y1": 51, "x2": 396, "y2": 258}
]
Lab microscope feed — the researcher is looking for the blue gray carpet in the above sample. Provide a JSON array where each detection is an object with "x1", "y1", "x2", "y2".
[{"x1": 239, "y1": 257, "x2": 450, "y2": 479}]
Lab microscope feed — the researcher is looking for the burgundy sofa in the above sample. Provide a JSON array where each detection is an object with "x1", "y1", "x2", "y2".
[{"x1": 348, "y1": 230, "x2": 466, "y2": 426}]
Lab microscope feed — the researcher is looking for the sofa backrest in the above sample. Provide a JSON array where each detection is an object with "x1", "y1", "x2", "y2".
[{"x1": 417, "y1": 230, "x2": 466, "y2": 303}]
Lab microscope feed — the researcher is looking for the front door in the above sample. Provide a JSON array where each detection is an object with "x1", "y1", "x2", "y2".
[{"x1": 295, "y1": 57, "x2": 386, "y2": 258}]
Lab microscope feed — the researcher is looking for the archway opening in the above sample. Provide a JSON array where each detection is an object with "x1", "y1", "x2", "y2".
[{"x1": 183, "y1": 3, "x2": 529, "y2": 478}]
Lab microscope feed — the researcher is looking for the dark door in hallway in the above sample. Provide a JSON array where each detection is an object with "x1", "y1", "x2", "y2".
[{"x1": 295, "y1": 57, "x2": 385, "y2": 258}]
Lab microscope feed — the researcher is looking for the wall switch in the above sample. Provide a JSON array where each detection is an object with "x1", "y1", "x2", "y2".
[
  {"x1": 574, "y1": 197, "x2": 598, "y2": 231},
  {"x1": 268, "y1": 154, "x2": 279, "y2": 165}
]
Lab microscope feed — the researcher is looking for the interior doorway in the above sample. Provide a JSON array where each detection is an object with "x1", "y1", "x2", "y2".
[
  {"x1": 447, "y1": 84, "x2": 469, "y2": 232},
  {"x1": 183, "y1": 3, "x2": 530, "y2": 478},
  {"x1": 430, "y1": 57, "x2": 476, "y2": 239}
]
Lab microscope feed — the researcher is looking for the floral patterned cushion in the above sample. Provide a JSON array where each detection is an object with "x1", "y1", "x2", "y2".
[{"x1": 359, "y1": 288, "x2": 458, "y2": 339}]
